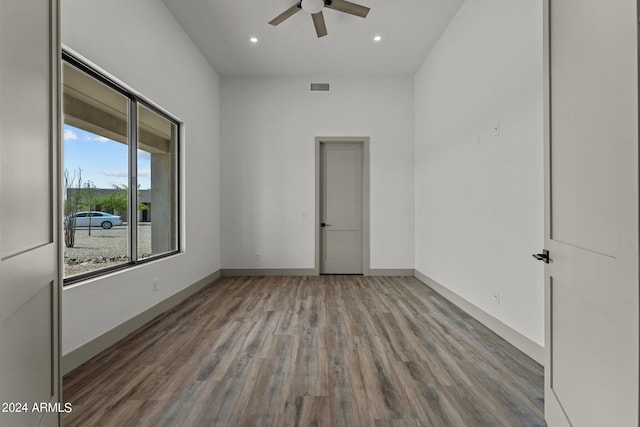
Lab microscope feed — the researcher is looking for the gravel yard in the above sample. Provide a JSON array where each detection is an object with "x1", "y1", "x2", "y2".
[{"x1": 64, "y1": 224, "x2": 151, "y2": 277}]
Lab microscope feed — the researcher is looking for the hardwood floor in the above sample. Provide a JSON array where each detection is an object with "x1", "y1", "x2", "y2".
[{"x1": 63, "y1": 276, "x2": 545, "y2": 427}]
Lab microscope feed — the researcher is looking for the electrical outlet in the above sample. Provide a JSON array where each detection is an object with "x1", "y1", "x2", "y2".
[
  {"x1": 492, "y1": 291, "x2": 500, "y2": 304},
  {"x1": 493, "y1": 121, "x2": 501, "y2": 136},
  {"x1": 153, "y1": 279, "x2": 159, "y2": 292},
  {"x1": 256, "y1": 253, "x2": 261, "y2": 261}
]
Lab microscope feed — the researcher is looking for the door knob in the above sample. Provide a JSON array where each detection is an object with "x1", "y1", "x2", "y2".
[
  {"x1": 321, "y1": 222, "x2": 332, "y2": 227},
  {"x1": 533, "y1": 249, "x2": 550, "y2": 263}
]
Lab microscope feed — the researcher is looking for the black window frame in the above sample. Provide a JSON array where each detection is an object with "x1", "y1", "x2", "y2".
[{"x1": 62, "y1": 50, "x2": 181, "y2": 286}]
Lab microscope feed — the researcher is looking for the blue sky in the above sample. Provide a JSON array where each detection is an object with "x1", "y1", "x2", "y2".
[{"x1": 64, "y1": 124, "x2": 151, "y2": 189}]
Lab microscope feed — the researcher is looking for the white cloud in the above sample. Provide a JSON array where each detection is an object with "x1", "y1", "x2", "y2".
[
  {"x1": 138, "y1": 169, "x2": 150, "y2": 177},
  {"x1": 64, "y1": 129, "x2": 78, "y2": 141},
  {"x1": 102, "y1": 169, "x2": 128, "y2": 177},
  {"x1": 94, "y1": 136, "x2": 110, "y2": 142}
]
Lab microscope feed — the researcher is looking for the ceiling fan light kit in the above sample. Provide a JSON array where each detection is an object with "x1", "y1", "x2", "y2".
[
  {"x1": 269, "y1": 0, "x2": 370, "y2": 38},
  {"x1": 301, "y1": 0, "x2": 324, "y2": 14}
]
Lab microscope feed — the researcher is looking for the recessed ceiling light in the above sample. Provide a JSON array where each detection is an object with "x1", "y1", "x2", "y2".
[
  {"x1": 373, "y1": 35, "x2": 382, "y2": 42},
  {"x1": 250, "y1": 37, "x2": 259, "y2": 44}
]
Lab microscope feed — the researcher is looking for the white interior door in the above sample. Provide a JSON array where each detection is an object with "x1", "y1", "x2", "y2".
[
  {"x1": 320, "y1": 142, "x2": 364, "y2": 274},
  {"x1": 544, "y1": 0, "x2": 639, "y2": 425},
  {"x1": 0, "y1": 1, "x2": 60, "y2": 426}
]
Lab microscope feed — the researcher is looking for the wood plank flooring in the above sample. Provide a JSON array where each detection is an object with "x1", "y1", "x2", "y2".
[{"x1": 63, "y1": 276, "x2": 545, "y2": 427}]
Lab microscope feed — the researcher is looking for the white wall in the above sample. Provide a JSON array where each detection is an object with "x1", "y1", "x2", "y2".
[
  {"x1": 221, "y1": 77, "x2": 414, "y2": 270},
  {"x1": 61, "y1": 0, "x2": 221, "y2": 355},
  {"x1": 414, "y1": 0, "x2": 544, "y2": 345}
]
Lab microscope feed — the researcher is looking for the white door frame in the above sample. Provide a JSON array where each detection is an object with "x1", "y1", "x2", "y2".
[{"x1": 315, "y1": 137, "x2": 370, "y2": 275}]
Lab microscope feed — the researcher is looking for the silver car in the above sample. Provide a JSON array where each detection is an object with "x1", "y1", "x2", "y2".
[{"x1": 69, "y1": 211, "x2": 123, "y2": 229}]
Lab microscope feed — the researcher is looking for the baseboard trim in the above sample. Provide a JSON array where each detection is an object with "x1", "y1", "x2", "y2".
[
  {"x1": 221, "y1": 268, "x2": 317, "y2": 276},
  {"x1": 414, "y1": 270, "x2": 544, "y2": 365},
  {"x1": 220, "y1": 268, "x2": 415, "y2": 277},
  {"x1": 62, "y1": 269, "x2": 221, "y2": 375},
  {"x1": 369, "y1": 268, "x2": 415, "y2": 276}
]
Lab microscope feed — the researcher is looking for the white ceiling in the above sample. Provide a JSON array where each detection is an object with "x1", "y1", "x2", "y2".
[{"x1": 161, "y1": 0, "x2": 465, "y2": 77}]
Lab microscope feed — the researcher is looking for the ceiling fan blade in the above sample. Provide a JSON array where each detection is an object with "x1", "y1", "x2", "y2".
[
  {"x1": 326, "y1": 0, "x2": 370, "y2": 18},
  {"x1": 269, "y1": 2, "x2": 302, "y2": 26},
  {"x1": 312, "y1": 11, "x2": 328, "y2": 38}
]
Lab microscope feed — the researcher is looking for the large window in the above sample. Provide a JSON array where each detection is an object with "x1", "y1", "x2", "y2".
[{"x1": 63, "y1": 51, "x2": 180, "y2": 284}]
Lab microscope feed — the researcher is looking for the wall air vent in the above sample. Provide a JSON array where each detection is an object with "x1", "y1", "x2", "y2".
[{"x1": 310, "y1": 83, "x2": 330, "y2": 91}]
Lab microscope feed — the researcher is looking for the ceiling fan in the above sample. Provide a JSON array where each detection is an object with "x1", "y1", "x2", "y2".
[{"x1": 269, "y1": 0, "x2": 370, "y2": 38}]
